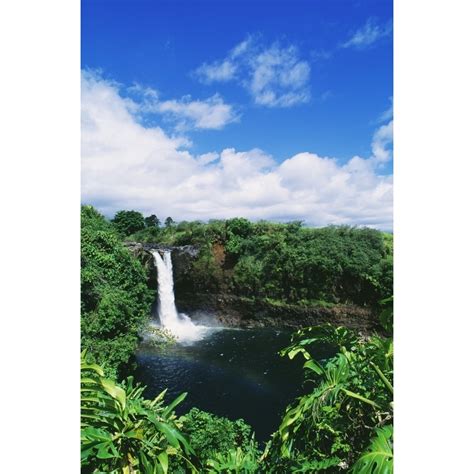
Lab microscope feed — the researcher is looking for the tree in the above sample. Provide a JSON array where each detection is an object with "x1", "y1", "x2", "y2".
[
  {"x1": 164, "y1": 216, "x2": 175, "y2": 229},
  {"x1": 144, "y1": 214, "x2": 161, "y2": 228},
  {"x1": 285, "y1": 220, "x2": 304, "y2": 233},
  {"x1": 226, "y1": 217, "x2": 252, "y2": 238},
  {"x1": 111, "y1": 210, "x2": 145, "y2": 236}
]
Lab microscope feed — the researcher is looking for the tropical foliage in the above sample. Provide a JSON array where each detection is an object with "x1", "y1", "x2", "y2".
[
  {"x1": 262, "y1": 323, "x2": 393, "y2": 473},
  {"x1": 351, "y1": 425, "x2": 393, "y2": 474},
  {"x1": 81, "y1": 206, "x2": 155, "y2": 377},
  {"x1": 81, "y1": 352, "x2": 195, "y2": 474}
]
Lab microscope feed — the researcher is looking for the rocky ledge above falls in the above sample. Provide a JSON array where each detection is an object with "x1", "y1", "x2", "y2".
[{"x1": 123, "y1": 241, "x2": 200, "y2": 258}]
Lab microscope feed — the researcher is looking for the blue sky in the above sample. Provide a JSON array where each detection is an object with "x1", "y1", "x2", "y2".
[{"x1": 81, "y1": 0, "x2": 393, "y2": 229}]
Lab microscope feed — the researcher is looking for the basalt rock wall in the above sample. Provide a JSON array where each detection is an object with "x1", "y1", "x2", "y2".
[{"x1": 175, "y1": 292, "x2": 379, "y2": 334}]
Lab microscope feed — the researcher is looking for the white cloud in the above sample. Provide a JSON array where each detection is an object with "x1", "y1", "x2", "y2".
[
  {"x1": 248, "y1": 44, "x2": 311, "y2": 107},
  {"x1": 371, "y1": 120, "x2": 393, "y2": 163},
  {"x1": 82, "y1": 72, "x2": 392, "y2": 230},
  {"x1": 88, "y1": 71, "x2": 238, "y2": 131},
  {"x1": 342, "y1": 19, "x2": 392, "y2": 50},
  {"x1": 128, "y1": 82, "x2": 159, "y2": 100},
  {"x1": 194, "y1": 60, "x2": 238, "y2": 83},
  {"x1": 156, "y1": 94, "x2": 239, "y2": 130},
  {"x1": 193, "y1": 37, "x2": 311, "y2": 108}
]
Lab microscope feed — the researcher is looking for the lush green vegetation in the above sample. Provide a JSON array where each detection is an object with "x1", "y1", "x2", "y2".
[
  {"x1": 122, "y1": 213, "x2": 392, "y2": 308},
  {"x1": 81, "y1": 206, "x2": 155, "y2": 378},
  {"x1": 262, "y1": 323, "x2": 393, "y2": 472},
  {"x1": 81, "y1": 206, "x2": 393, "y2": 473},
  {"x1": 81, "y1": 322, "x2": 393, "y2": 473},
  {"x1": 81, "y1": 352, "x2": 195, "y2": 473},
  {"x1": 179, "y1": 408, "x2": 256, "y2": 467}
]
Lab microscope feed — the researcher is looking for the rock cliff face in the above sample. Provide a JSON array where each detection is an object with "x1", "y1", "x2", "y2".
[
  {"x1": 124, "y1": 241, "x2": 381, "y2": 335},
  {"x1": 175, "y1": 293, "x2": 379, "y2": 334}
]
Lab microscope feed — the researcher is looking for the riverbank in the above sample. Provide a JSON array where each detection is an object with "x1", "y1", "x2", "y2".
[{"x1": 176, "y1": 293, "x2": 381, "y2": 334}]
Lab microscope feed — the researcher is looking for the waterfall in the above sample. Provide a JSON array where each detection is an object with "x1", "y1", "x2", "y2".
[{"x1": 151, "y1": 250, "x2": 208, "y2": 344}]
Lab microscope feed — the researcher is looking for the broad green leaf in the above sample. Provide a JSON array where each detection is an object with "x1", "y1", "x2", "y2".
[
  {"x1": 351, "y1": 425, "x2": 393, "y2": 474},
  {"x1": 96, "y1": 441, "x2": 118, "y2": 460},
  {"x1": 81, "y1": 427, "x2": 113, "y2": 442},
  {"x1": 303, "y1": 359, "x2": 324, "y2": 375},
  {"x1": 81, "y1": 362, "x2": 105, "y2": 376},
  {"x1": 162, "y1": 392, "x2": 187, "y2": 417},
  {"x1": 158, "y1": 452, "x2": 169, "y2": 473},
  {"x1": 100, "y1": 378, "x2": 126, "y2": 410},
  {"x1": 154, "y1": 421, "x2": 179, "y2": 448}
]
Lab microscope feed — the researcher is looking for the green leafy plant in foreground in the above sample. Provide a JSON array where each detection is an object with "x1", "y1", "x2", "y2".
[
  {"x1": 262, "y1": 324, "x2": 393, "y2": 473},
  {"x1": 81, "y1": 352, "x2": 195, "y2": 474},
  {"x1": 351, "y1": 425, "x2": 393, "y2": 474}
]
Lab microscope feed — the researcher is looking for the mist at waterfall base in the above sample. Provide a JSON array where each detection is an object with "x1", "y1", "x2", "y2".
[{"x1": 140, "y1": 251, "x2": 335, "y2": 440}]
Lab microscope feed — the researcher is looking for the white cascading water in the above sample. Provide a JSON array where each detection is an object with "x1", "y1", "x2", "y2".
[{"x1": 151, "y1": 250, "x2": 208, "y2": 344}]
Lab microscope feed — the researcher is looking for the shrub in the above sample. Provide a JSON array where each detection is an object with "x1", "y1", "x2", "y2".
[{"x1": 180, "y1": 408, "x2": 255, "y2": 466}]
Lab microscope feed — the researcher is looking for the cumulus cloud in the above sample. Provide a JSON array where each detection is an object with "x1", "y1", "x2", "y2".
[
  {"x1": 156, "y1": 94, "x2": 239, "y2": 130},
  {"x1": 342, "y1": 18, "x2": 392, "y2": 50},
  {"x1": 82, "y1": 72, "x2": 392, "y2": 230},
  {"x1": 96, "y1": 73, "x2": 239, "y2": 131},
  {"x1": 193, "y1": 36, "x2": 311, "y2": 108}
]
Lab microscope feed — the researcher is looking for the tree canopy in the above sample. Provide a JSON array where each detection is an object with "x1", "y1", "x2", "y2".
[
  {"x1": 112, "y1": 210, "x2": 146, "y2": 236},
  {"x1": 145, "y1": 214, "x2": 161, "y2": 228}
]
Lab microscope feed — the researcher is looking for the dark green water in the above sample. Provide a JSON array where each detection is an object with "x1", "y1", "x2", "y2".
[{"x1": 135, "y1": 327, "x2": 335, "y2": 441}]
